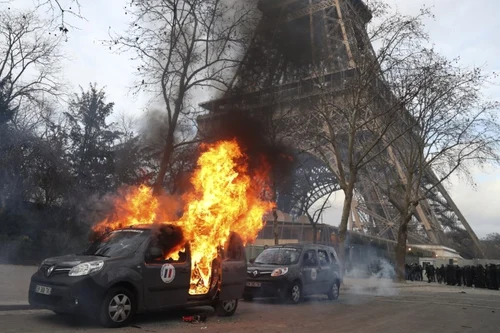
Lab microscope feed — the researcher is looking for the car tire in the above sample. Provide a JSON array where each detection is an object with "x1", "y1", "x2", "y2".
[
  {"x1": 243, "y1": 293, "x2": 254, "y2": 302},
  {"x1": 98, "y1": 287, "x2": 135, "y2": 328},
  {"x1": 288, "y1": 281, "x2": 302, "y2": 304},
  {"x1": 327, "y1": 280, "x2": 340, "y2": 300},
  {"x1": 215, "y1": 299, "x2": 238, "y2": 317}
]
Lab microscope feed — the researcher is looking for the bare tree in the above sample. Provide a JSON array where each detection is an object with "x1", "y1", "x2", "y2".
[
  {"x1": 302, "y1": 4, "x2": 432, "y2": 267},
  {"x1": 304, "y1": 192, "x2": 333, "y2": 244},
  {"x1": 109, "y1": 0, "x2": 257, "y2": 194},
  {"x1": 374, "y1": 48, "x2": 500, "y2": 281},
  {"x1": 0, "y1": 8, "x2": 64, "y2": 124},
  {"x1": 35, "y1": 0, "x2": 83, "y2": 34}
]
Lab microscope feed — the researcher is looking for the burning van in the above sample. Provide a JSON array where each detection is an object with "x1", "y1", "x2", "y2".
[{"x1": 28, "y1": 224, "x2": 247, "y2": 327}]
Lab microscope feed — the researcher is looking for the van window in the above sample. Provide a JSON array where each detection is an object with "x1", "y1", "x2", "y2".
[
  {"x1": 147, "y1": 226, "x2": 187, "y2": 263},
  {"x1": 318, "y1": 250, "x2": 330, "y2": 266},
  {"x1": 329, "y1": 252, "x2": 337, "y2": 263},
  {"x1": 303, "y1": 250, "x2": 318, "y2": 267},
  {"x1": 84, "y1": 230, "x2": 148, "y2": 258},
  {"x1": 255, "y1": 247, "x2": 301, "y2": 265},
  {"x1": 224, "y1": 233, "x2": 244, "y2": 261}
]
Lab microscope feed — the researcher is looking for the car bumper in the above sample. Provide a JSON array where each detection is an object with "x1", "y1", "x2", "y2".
[
  {"x1": 28, "y1": 273, "x2": 103, "y2": 315},
  {"x1": 244, "y1": 278, "x2": 291, "y2": 298}
]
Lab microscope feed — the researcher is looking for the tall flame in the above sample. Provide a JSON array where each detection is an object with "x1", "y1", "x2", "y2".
[{"x1": 93, "y1": 140, "x2": 274, "y2": 295}]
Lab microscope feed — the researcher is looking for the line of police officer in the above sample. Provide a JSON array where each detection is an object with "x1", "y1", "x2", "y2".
[
  {"x1": 404, "y1": 263, "x2": 423, "y2": 281},
  {"x1": 406, "y1": 263, "x2": 500, "y2": 290}
]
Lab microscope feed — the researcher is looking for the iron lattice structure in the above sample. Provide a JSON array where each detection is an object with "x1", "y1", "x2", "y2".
[{"x1": 198, "y1": 0, "x2": 484, "y2": 257}]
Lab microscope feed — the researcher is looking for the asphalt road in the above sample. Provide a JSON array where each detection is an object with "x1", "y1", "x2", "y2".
[{"x1": 1, "y1": 286, "x2": 499, "y2": 333}]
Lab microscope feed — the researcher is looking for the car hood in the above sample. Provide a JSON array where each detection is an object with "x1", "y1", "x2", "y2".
[{"x1": 42, "y1": 254, "x2": 112, "y2": 267}]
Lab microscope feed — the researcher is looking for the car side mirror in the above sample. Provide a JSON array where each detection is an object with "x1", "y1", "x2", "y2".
[
  {"x1": 148, "y1": 247, "x2": 163, "y2": 260},
  {"x1": 249, "y1": 258, "x2": 256, "y2": 264}
]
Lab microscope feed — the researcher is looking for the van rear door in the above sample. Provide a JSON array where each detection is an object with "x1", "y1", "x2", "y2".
[{"x1": 218, "y1": 233, "x2": 247, "y2": 301}]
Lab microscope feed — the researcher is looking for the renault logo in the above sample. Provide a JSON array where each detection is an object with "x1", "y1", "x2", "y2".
[
  {"x1": 46, "y1": 266, "x2": 55, "y2": 276},
  {"x1": 252, "y1": 270, "x2": 258, "y2": 277}
]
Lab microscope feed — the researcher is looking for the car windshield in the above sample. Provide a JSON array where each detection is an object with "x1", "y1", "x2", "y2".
[
  {"x1": 83, "y1": 229, "x2": 149, "y2": 257},
  {"x1": 254, "y1": 247, "x2": 302, "y2": 265}
]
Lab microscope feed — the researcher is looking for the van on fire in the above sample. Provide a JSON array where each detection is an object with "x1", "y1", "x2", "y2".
[{"x1": 28, "y1": 225, "x2": 247, "y2": 327}]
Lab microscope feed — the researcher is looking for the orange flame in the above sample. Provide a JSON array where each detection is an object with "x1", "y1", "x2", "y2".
[
  {"x1": 92, "y1": 185, "x2": 158, "y2": 235},
  {"x1": 93, "y1": 140, "x2": 274, "y2": 295}
]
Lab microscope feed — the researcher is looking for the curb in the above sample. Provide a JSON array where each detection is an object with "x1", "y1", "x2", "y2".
[{"x1": 0, "y1": 304, "x2": 32, "y2": 311}]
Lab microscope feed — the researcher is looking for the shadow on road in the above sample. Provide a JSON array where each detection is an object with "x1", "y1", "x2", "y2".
[
  {"x1": 34, "y1": 306, "x2": 216, "y2": 329},
  {"x1": 32, "y1": 295, "x2": 364, "y2": 329}
]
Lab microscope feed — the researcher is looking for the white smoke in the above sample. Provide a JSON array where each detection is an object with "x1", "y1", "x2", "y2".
[{"x1": 345, "y1": 258, "x2": 398, "y2": 296}]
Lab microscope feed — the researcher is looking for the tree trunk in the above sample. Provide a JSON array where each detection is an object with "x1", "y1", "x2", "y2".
[
  {"x1": 395, "y1": 214, "x2": 411, "y2": 282},
  {"x1": 337, "y1": 175, "x2": 356, "y2": 278},
  {"x1": 153, "y1": 131, "x2": 175, "y2": 195},
  {"x1": 273, "y1": 208, "x2": 279, "y2": 245},
  {"x1": 312, "y1": 224, "x2": 318, "y2": 244}
]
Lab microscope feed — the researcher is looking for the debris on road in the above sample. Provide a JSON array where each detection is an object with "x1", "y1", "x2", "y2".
[{"x1": 183, "y1": 314, "x2": 207, "y2": 323}]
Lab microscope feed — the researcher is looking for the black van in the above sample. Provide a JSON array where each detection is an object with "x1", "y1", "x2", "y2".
[
  {"x1": 244, "y1": 243, "x2": 342, "y2": 303},
  {"x1": 28, "y1": 225, "x2": 247, "y2": 327}
]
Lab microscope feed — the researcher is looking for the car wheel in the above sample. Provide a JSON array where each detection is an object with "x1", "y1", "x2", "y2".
[
  {"x1": 215, "y1": 299, "x2": 238, "y2": 317},
  {"x1": 288, "y1": 281, "x2": 302, "y2": 304},
  {"x1": 243, "y1": 293, "x2": 254, "y2": 302},
  {"x1": 327, "y1": 280, "x2": 340, "y2": 300},
  {"x1": 98, "y1": 287, "x2": 135, "y2": 328}
]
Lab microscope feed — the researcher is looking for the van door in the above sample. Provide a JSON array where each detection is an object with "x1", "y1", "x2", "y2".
[
  {"x1": 301, "y1": 249, "x2": 320, "y2": 294},
  {"x1": 317, "y1": 249, "x2": 333, "y2": 292},
  {"x1": 142, "y1": 229, "x2": 190, "y2": 309},
  {"x1": 218, "y1": 233, "x2": 247, "y2": 301}
]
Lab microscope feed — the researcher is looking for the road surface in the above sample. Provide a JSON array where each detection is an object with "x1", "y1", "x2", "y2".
[{"x1": 1, "y1": 286, "x2": 499, "y2": 333}]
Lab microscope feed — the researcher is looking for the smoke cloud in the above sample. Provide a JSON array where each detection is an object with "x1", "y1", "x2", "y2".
[
  {"x1": 204, "y1": 112, "x2": 296, "y2": 189},
  {"x1": 346, "y1": 258, "x2": 398, "y2": 296}
]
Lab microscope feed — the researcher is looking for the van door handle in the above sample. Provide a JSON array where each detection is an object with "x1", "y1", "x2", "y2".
[
  {"x1": 179, "y1": 268, "x2": 189, "y2": 273},
  {"x1": 223, "y1": 267, "x2": 229, "y2": 272}
]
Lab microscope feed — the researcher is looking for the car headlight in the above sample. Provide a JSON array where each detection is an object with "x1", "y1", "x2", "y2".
[
  {"x1": 271, "y1": 267, "x2": 289, "y2": 277},
  {"x1": 69, "y1": 260, "x2": 104, "y2": 277},
  {"x1": 38, "y1": 259, "x2": 48, "y2": 270}
]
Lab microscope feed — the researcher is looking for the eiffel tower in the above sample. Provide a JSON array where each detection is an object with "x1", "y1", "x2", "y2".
[{"x1": 198, "y1": 0, "x2": 484, "y2": 257}]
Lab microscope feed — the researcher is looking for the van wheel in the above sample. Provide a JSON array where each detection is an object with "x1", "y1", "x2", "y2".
[
  {"x1": 288, "y1": 281, "x2": 302, "y2": 304},
  {"x1": 215, "y1": 299, "x2": 238, "y2": 317},
  {"x1": 99, "y1": 287, "x2": 135, "y2": 328},
  {"x1": 243, "y1": 293, "x2": 254, "y2": 302},
  {"x1": 327, "y1": 280, "x2": 340, "y2": 300}
]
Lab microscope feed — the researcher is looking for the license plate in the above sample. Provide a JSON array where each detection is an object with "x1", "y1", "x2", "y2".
[
  {"x1": 35, "y1": 285, "x2": 52, "y2": 295},
  {"x1": 246, "y1": 282, "x2": 261, "y2": 287}
]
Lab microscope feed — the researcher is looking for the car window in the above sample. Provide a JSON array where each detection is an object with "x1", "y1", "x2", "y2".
[
  {"x1": 329, "y1": 252, "x2": 337, "y2": 263},
  {"x1": 83, "y1": 229, "x2": 148, "y2": 258},
  {"x1": 254, "y1": 247, "x2": 302, "y2": 265},
  {"x1": 224, "y1": 232, "x2": 245, "y2": 261},
  {"x1": 147, "y1": 226, "x2": 187, "y2": 264},
  {"x1": 318, "y1": 250, "x2": 330, "y2": 266},
  {"x1": 303, "y1": 249, "x2": 318, "y2": 267}
]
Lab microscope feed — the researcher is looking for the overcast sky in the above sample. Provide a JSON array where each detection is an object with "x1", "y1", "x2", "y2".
[{"x1": 10, "y1": 0, "x2": 500, "y2": 238}]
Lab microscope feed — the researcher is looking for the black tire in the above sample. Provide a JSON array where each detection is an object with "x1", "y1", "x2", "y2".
[
  {"x1": 98, "y1": 287, "x2": 135, "y2": 328},
  {"x1": 288, "y1": 281, "x2": 302, "y2": 304},
  {"x1": 215, "y1": 299, "x2": 238, "y2": 317},
  {"x1": 243, "y1": 293, "x2": 254, "y2": 302},
  {"x1": 327, "y1": 280, "x2": 340, "y2": 300}
]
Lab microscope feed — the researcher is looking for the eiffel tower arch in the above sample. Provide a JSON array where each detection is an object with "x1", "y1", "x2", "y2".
[{"x1": 198, "y1": 0, "x2": 484, "y2": 258}]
